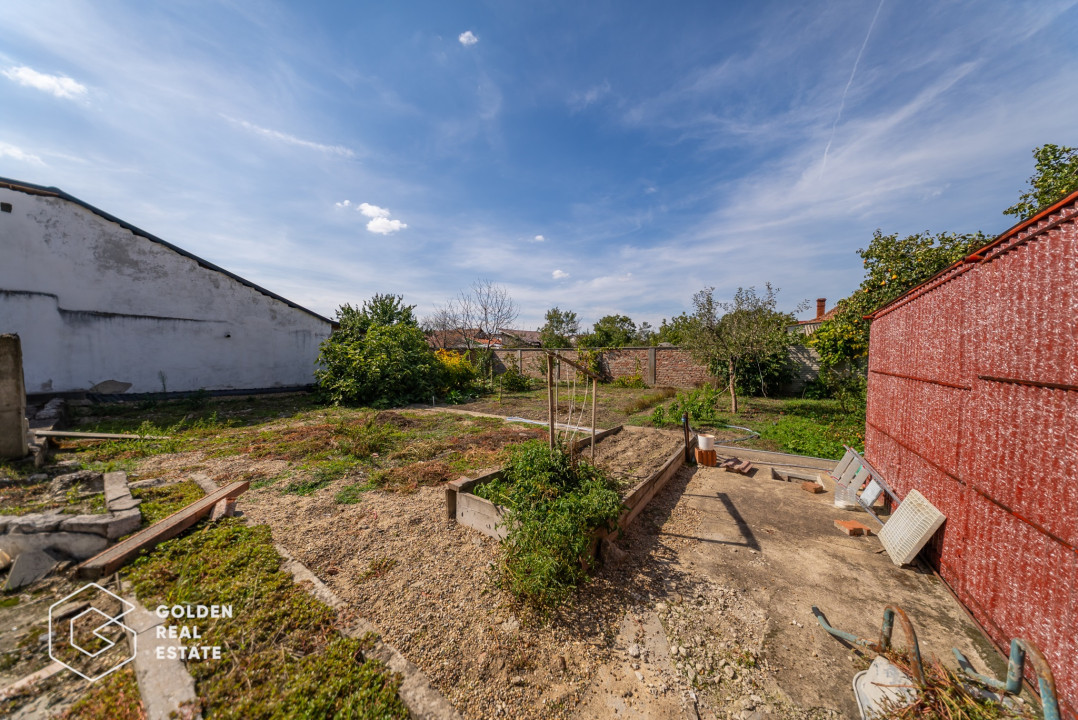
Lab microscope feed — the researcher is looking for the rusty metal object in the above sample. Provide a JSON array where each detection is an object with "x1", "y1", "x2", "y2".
[{"x1": 811, "y1": 604, "x2": 925, "y2": 687}]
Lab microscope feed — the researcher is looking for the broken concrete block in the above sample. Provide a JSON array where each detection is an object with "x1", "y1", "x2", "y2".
[
  {"x1": 4, "y1": 549, "x2": 58, "y2": 590},
  {"x1": 8, "y1": 512, "x2": 65, "y2": 534},
  {"x1": 834, "y1": 519, "x2": 873, "y2": 536},
  {"x1": 210, "y1": 499, "x2": 236, "y2": 521},
  {"x1": 59, "y1": 514, "x2": 115, "y2": 537},
  {"x1": 104, "y1": 471, "x2": 131, "y2": 506},
  {"x1": 128, "y1": 478, "x2": 167, "y2": 489},
  {"x1": 108, "y1": 496, "x2": 142, "y2": 512},
  {"x1": 106, "y1": 509, "x2": 142, "y2": 540},
  {"x1": 801, "y1": 481, "x2": 825, "y2": 494},
  {"x1": 0, "y1": 531, "x2": 109, "y2": 561},
  {"x1": 50, "y1": 470, "x2": 104, "y2": 496}
]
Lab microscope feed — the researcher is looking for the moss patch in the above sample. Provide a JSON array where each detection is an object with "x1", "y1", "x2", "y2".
[
  {"x1": 56, "y1": 666, "x2": 144, "y2": 720},
  {"x1": 125, "y1": 520, "x2": 407, "y2": 720}
]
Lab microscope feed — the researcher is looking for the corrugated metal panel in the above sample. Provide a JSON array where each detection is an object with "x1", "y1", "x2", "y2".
[{"x1": 864, "y1": 196, "x2": 1077, "y2": 720}]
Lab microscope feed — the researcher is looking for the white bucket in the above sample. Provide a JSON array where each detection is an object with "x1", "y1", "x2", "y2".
[{"x1": 698, "y1": 434, "x2": 715, "y2": 451}]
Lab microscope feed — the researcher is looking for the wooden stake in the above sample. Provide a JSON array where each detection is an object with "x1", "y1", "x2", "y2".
[
  {"x1": 547, "y1": 354, "x2": 555, "y2": 450},
  {"x1": 591, "y1": 377, "x2": 597, "y2": 461}
]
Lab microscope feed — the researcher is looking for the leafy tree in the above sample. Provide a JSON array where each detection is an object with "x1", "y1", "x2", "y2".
[
  {"x1": 316, "y1": 323, "x2": 439, "y2": 407},
  {"x1": 335, "y1": 294, "x2": 417, "y2": 342},
  {"x1": 683, "y1": 284, "x2": 801, "y2": 413},
  {"x1": 635, "y1": 321, "x2": 654, "y2": 344},
  {"x1": 588, "y1": 314, "x2": 637, "y2": 347},
  {"x1": 651, "y1": 313, "x2": 693, "y2": 345},
  {"x1": 809, "y1": 230, "x2": 987, "y2": 368},
  {"x1": 539, "y1": 307, "x2": 580, "y2": 348},
  {"x1": 1004, "y1": 144, "x2": 1078, "y2": 220}
]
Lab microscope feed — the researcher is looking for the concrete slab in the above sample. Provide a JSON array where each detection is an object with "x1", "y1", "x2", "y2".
[
  {"x1": 0, "y1": 530, "x2": 109, "y2": 561},
  {"x1": 106, "y1": 509, "x2": 143, "y2": 540},
  {"x1": 124, "y1": 598, "x2": 203, "y2": 720},
  {"x1": 672, "y1": 464, "x2": 1005, "y2": 718},
  {"x1": 104, "y1": 471, "x2": 131, "y2": 507},
  {"x1": 7, "y1": 512, "x2": 64, "y2": 534},
  {"x1": 59, "y1": 513, "x2": 117, "y2": 537},
  {"x1": 4, "y1": 548, "x2": 57, "y2": 590}
]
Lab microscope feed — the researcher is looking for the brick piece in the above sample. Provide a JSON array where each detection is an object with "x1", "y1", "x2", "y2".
[
  {"x1": 695, "y1": 449, "x2": 717, "y2": 467},
  {"x1": 834, "y1": 519, "x2": 874, "y2": 536},
  {"x1": 801, "y1": 481, "x2": 825, "y2": 494}
]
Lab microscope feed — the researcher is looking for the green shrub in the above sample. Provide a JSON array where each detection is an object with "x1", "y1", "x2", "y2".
[
  {"x1": 498, "y1": 356, "x2": 533, "y2": 392},
  {"x1": 435, "y1": 349, "x2": 478, "y2": 395},
  {"x1": 611, "y1": 374, "x2": 647, "y2": 388},
  {"x1": 475, "y1": 441, "x2": 622, "y2": 610},
  {"x1": 651, "y1": 385, "x2": 723, "y2": 426},
  {"x1": 316, "y1": 323, "x2": 440, "y2": 407}
]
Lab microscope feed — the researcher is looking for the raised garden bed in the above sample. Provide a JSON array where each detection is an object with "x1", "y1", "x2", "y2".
[{"x1": 444, "y1": 425, "x2": 694, "y2": 545}]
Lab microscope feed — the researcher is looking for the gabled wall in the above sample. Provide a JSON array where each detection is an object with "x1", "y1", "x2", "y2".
[{"x1": 0, "y1": 185, "x2": 332, "y2": 394}]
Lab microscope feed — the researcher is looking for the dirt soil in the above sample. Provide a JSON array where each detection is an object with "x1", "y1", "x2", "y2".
[{"x1": 588, "y1": 427, "x2": 684, "y2": 494}]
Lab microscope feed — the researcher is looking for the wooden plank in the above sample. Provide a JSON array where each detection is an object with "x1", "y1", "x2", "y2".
[
  {"x1": 32, "y1": 429, "x2": 171, "y2": 440},
  {"x1": 619, "y1": 437, "x2": 688, "y2": 529},
  {"x1": 76, "y1": 481, "x2": 249, "y2": 579},
  {"x1": 570, "y1": 425, "x2": 622, "y2": 453},
  {"x1": 542, "y1": 349, "x2": 601, "y2": 380}
]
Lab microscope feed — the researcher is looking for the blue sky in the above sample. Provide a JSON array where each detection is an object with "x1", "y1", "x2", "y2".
[{"x1": 2, "y1": 0, "x2": 1076, "y2": 330}]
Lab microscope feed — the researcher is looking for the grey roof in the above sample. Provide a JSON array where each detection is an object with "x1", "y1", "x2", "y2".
[{"x1": 0, "y1": 176, "x2": 333, "y2": 326}]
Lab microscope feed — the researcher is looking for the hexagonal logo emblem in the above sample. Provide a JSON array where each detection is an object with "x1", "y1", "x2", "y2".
[{"x1": 49, "y1": 583, "x2": 137, "y2": 682}]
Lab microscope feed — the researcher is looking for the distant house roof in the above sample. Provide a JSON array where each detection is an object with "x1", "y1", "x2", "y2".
[
  {"x1": 0, "y1": 177, "x2": 333, "y2": 326},
  {"x1": 497, "y1": 328, "x2": 542, "y2": 347},
  {"x1": 789, "y1": 298, "x2": 836, "y2": 334}
]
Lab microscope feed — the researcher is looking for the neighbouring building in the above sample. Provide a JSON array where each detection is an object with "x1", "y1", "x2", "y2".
[
  {"x1": 0, "y1": 178, "x2": 334, "y2": 395},
  {"x1": 786, "y1": 297, "x2": 835, "y2": 392},
  {"x1": 865, "y1": 189, "x2": 1078, "y2": 719}
]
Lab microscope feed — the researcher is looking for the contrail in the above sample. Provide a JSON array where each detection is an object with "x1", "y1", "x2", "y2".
[{"x1": 822, "y1": 0, "x2": 886, "y2": 172}]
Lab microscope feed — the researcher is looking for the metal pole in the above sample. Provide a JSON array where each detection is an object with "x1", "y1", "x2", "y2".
[{"x1": 683, "y1": 413, "x2": 691, "y2": 463}]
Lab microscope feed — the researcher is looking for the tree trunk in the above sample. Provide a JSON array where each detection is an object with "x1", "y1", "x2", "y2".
[{"x1": 728, "y1": 358, "x2": 738, "y2": 414}]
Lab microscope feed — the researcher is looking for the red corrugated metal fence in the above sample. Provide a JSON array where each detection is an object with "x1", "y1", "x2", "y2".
[{"x1": 866, "y1": 193, "x2": 1078, "y2": 719}]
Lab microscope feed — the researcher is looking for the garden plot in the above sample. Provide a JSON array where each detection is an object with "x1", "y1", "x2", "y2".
[{"x1": 446, "y1": 425, "x2": 689, "y2": 542}]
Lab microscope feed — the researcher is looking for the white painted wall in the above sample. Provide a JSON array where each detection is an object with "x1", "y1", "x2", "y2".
[{"x1": 0, "y1": 186, "x2": 333, "y2": 393}]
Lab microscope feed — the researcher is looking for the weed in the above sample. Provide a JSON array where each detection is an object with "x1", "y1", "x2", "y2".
[
  {"x1": 651, "y1": 385, "x2": 724, "y2": 426},
  {"x1": 283, "y1": 475, "x2": 332, "y2": 496},
  {"x1": 131, "y1": 481, "x2": 205, "y2": 525},
  {"x1": 475, "y1": 440, "x2": 622, "y2": 611},
  {"x1": 876, "y1": 650, "x2": 1035, "y2": 719},
  {"x1": 622, "y1": 387, "x2": 677, "y2": 415},
  {"x1": 359, "y1": 556, "x2": 397, "y2": 581},
  {"x1": 335, "y1": 480, "x2": 376, "y2": 504},
  {"x1": 0, "y1": 596, "x2": 20, "y2": 608},
  {"x1": 55, "y1": 666, "x2": 144, "y2": 720}
]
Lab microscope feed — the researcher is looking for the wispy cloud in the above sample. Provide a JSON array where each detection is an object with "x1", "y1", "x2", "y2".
[
  {"x1": 0, "y1": 141, "x2": 45, "y2": 165},
  {"x1": 459, "y1": 30, "x2": 479, "y2": 47},
  {"x1": 568, "y1": 80, "x2": 611, "y2": 112},
  {"x1": 552, "y1": 269, "x2": 569, "y2": 280},
  {"x1": 2, "y1": 65, "x2": 87, "y2": 100},
  {"x1": 224, "y1": 116, "x2": 356, "y2": 158},
  {"x1": 533, "y1": 234, "x2": 545, "y2": 242},
  {"x1": 822, "y1": 0, "x2": 886, "y2": 172}
]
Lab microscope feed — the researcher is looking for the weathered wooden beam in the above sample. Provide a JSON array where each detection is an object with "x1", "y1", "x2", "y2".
[
  {"x1": 75, "y1": 481, "x2": 249, "y2": 579},
  {"x1": 32, "y1": 429, "x2": 171, "y2": 440},
  {"x1": 542, "y1": 349, "x2": 600, "y2": 380}
]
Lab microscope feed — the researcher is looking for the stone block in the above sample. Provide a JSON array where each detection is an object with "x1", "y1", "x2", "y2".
[
  {"x1": 106, "y1": 509, "x2": 142, "y2": 540},
  {"x1": 50, "y1": 470, "x2": 104, "y2": 495},
  {"x1": 0, "y1": 531, "x2": 109, "y2": 561},
  {"x1": 8, "y1": 512, "x2": 65, "y2": 534},
  {"x1": 104, "y1": 471, "x2": 131, "y2": 506},
  {"x1": 59, "y1": 514, "x2": 115, "y2": 537},
  {"x1": 4, "y1": 549, "x2": 57, "y2": 590}
]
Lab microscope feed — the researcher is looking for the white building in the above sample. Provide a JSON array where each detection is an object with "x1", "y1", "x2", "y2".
[{"x1": 0, "y1": 178, "x2": 333, "y2": 395}]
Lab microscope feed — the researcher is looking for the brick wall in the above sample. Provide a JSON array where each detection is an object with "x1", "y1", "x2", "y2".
[{"x1": 491, "y1": 346, "x2": 712, "y2": 388}]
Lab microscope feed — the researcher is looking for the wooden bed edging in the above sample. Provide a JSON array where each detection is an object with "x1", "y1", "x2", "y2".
[{"x1": 445, "y1": 426, "x2": 696, "y2": 550}]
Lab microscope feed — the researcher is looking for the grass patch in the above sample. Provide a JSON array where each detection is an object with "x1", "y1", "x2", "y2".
[
  {"x1": 131, "y1": 480, "x2": 205, "y2": 525},
  {"x1": 334, "y1": 479, "x2": 377, "y2": 504},
  {"x1": 621, "y1": 387, "x2": 677, "y2": 415},
  {"x1": 125, "y1": 519, "x2": 407, "y2": 720},
  {"x1": 475, "y1": 440, "x2": 622, "y2": 611},
  {"x1": 56, "y1": 666, "x2": 144, "y2": 720},
  {"x1": 0, "y1": 596, "x2": 20, "y2": 608}
]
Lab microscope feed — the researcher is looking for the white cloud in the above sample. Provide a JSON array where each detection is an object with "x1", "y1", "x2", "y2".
[
  {"x1": 458, "y1": 30, "x2": 479, "y2": 46},
  {"x1": 0, "y1": 141, "x2": 44, "y2": 165},
  {"x1": 367, "y1": 217, "x2": 407, "y2": 235},
  {"x1": 2, "y1": 66, "x2": 87, "y2": 99},
  {"x1": 358, "y1": 202, "x2": 390, "y2": 218},
  {"x1": 335, "y1": 200, "x2": 352, "y2": 208},
  {"x1": 568, "y1": 80, "x2": 612, "y2": 111},
  {"x1": 552, "y1": 269, "x2": 570, "y2": 280},
  {"x1": 224, "y1": 116, "x2": 355, "y2": 158},
  {"x1": 533, "y1": 234, "x2": 545, "y2": 242}
]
